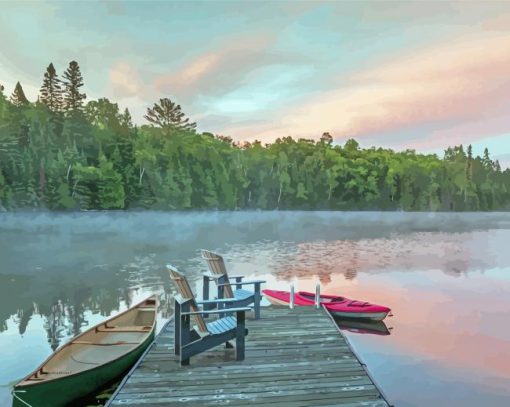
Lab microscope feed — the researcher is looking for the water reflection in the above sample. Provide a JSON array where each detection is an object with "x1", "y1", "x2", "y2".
[
  {"x1": 335, "y1": 318, "x2": 392, "y2": 336},
  {"x1": 1, "y1": 212, "x2": 510, "y2": 406}
]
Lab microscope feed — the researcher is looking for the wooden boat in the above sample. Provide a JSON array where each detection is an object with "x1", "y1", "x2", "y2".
[
  {"x1": 262, "y1": 289, "x2": 390, "y2": 321},
  {"x1": 13, "y1": 296, "x2": 157, "y2": 407}
]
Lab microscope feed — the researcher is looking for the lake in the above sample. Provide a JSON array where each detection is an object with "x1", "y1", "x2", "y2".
[{"x1": 1, "y1": 211, "x2": 510, "y2": 406}]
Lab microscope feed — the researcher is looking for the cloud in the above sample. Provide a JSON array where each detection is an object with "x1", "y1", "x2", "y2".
[
  {"x1": 152, "y1": 34, "x2": 305, "y2": 102},
  {"x1": 108, "y1": 61, "x2": 143, "y2": 99},
  {"x1": 226, "y1": 31, "x2": 510, "y2": 149},
  {"x1": 482, "y1": 13, "x2": 510, "y2": 31}
]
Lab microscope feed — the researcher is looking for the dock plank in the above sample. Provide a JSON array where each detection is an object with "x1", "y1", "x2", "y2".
[{"x1": 107, "y1": 306, "x2": 390, "y2": 406}]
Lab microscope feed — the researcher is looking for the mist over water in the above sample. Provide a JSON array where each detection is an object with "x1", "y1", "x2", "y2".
[{"x1": 1, "y1": 211, "x2": 510, "y2": 406}]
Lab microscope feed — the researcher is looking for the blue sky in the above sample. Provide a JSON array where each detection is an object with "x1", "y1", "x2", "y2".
[{"x1": 1, "y1": 1, "x2": 510, "y2": 165}]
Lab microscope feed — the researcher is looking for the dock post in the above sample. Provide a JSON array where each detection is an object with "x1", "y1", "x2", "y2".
[
  {"x1": 290, "y1": 284, "x2": 294, "y2": 309},
  {"x1": 315, "y1": 283, "x2": 320, "y2": 309}
]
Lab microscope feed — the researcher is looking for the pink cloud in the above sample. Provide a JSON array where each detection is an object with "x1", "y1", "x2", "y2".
[
  {"x1": 231, "y1": 31, "x2": 510, "y2": 149},
  {"x1": 154, "y1": 53, "x2": 222, "y2": 91},
  {"x1": 108, "y1": 61, "x2": 143, "y2": 99},
  {"x1": 152, "y1": 33, "x2": 285, "y2": 99}
]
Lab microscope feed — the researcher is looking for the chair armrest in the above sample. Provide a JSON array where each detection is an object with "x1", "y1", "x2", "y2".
[
  {"x1": 197, "y1": 298, "x2": 241, "y2": 305},
  {"x1": 174, "y1": 294, "x2": 194, "y2": 305},
  {"x1": 217, "y1": 280, "x2": 266, "y2": 287},
  {"x1": 202, "y1": 271, "x2": 219, "y2": 280},
  {"x1": 181, "y1": 307, "x2": 251, "y2": 316}
]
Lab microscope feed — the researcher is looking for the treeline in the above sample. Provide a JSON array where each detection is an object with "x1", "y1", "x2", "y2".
[{"x1": 1, "y1": 61, "x2": 509, "y2": 211}]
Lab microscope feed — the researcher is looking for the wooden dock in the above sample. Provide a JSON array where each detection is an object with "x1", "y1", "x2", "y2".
[{"x1": 107, "y1": 306, "x2": 390, "y2": 406}]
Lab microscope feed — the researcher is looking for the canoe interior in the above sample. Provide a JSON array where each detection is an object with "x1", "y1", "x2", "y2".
[{"x1": 16, "y1": 296, "x2": 157, "y2": 387}]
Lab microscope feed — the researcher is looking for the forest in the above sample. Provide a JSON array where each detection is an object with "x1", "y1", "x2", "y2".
[{"x1": 1, "y1": 61, "x2": 509, "y2": 211}]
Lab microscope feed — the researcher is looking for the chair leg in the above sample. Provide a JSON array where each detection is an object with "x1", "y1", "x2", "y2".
[
  {"x1": 254, "y1": 282, "x2": 261, "y2": 319},
  {"x1": 218, "y1": 284, "x2": 226, "y2": 318},
  {"x1": 202, "y1": 275, "x2": 210, "y2": 318},
  {"x1": 180, "y1": 314, "x2": 191, "y2": 365},
  {"x1": 174, "y1": 300, "x2": 181, "y2": 355},
  {"x1": 235, "y1": 311, "x2": 245, "y2": 361}
]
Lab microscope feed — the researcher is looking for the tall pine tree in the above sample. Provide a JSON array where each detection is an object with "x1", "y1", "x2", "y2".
[
  {"x1": 62, "y1": 61, "x2": 86, "y2": 114},
  {"x1": 10, "y1": 82, "x2": 29, "y2": 107},
  {"x1": 144, "y1": 98, "x2": 196, "y2": 132},
  {"x1": 40, "y1": 63, "x2": 62, "y2": 111},
  {"x1": 120, "y1": 108, "x2": 132, "y2": 128}
]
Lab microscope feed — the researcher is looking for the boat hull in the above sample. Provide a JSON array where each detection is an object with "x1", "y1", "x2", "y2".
[
  {"x1": 13, "y1": 296, "x2": 157, "y2": 407},
  {"x1": 13, "y1": 330, "x2": 154, "y2": 407},
  {"x1": 262, "y1": 289, "x2": 390, "y2": 321}
]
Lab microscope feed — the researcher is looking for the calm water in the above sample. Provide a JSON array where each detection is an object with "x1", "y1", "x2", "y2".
[{"x1": 1, "y1": 211, "x2": 510, "y2": 406}]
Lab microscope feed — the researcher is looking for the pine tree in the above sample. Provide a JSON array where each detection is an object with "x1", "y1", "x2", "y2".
[
  {"x1": 40, "y1": 63, "x2": 62, "y2": 111},
  {"x1": 144, "y1": 98, "x2": 196, "y2": 132},
  {"x1": 62, "y1": 61, "x2": 86, "y2": 113},
  {"x1": 463, "y1": 144, "x2": 478, "y2": 209},
  {"x1": 120, "y1": 108, "x2": 132, "y2": 128},
  {"x1": 97, "y1": 154, "x2": 125, "y2": 209},
  {"x1": 482, "y1": 147, "x2": 493, "y2": 170},
  {"x1": 495, "y1": 160, "x2": 501, "y2": 173},
  {"x1": 10, "y1": 82, "x2": 29, "y2": 107},
  {"x1": 466, "y1": 144, "x2": 473, "y2": 183}
]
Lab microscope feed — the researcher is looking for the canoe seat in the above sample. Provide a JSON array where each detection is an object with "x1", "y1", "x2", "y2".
[
  {"x1": 72, "y1": 340, "x2": 140, "y2": 346},
  {"x1": 97, "y1": 325, "x2": 152, "y2": 332}
]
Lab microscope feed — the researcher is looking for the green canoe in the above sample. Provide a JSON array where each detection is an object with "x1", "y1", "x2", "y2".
[{"x1": 12, "y1": 295, "x2": 157, "y2": 407}]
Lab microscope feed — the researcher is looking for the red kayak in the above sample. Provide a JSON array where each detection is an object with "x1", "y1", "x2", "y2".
[{"x1": 262, "y1": 289, "x2": 391, "y2": 321}]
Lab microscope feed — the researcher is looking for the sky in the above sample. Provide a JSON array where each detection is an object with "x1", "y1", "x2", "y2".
[{"x1": 1, "y1": 0, "x2": 510, "y2": 165}]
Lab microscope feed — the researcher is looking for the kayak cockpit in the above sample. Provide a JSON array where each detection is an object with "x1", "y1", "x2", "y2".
[{"x1": 298, "y1": 292, "x2": 346, "y2": 303}]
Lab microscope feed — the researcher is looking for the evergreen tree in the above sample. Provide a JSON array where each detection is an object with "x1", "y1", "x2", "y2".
[
  {"x1": 466, "y1": 144, "x2": 473, "y2": 183},
  {"x1": 119, "y1": 108, "x2": 132, "y2": 128},
  {"x1": 10, "y1": 82, "x2": 29, "y2": 107},
  {"x1": 495, "y1": 160, "x2": 502, "y2": 173},
  {"x1": 4, "y1": 61, "x2": 510, "y2": 212},
  {"x1": 482, "y1": 148, "x2": 493, "y2": 170},
  {"x1": 463, "y1": 144, "x2": 478, "y2": 209},
  {"x1": 97, "y1": 154, "x2": 125, "y2": 209},
  {"x1": 62, "y1": 61, "x2": 86, "y2": 113},
  {"x1": 40, "y1": 63, "x2": 63, "y2": 111},
  {"x1": 144, "y1": 98, "x2": 196, "y2": 132}
]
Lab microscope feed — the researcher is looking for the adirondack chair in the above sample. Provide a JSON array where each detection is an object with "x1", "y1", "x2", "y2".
[
  {"x1": 201, "y1": 249, "x2": 265, "y2": 319},
  {"x1": 167, "y1": 265, "x2": 250, "y2": 366}
]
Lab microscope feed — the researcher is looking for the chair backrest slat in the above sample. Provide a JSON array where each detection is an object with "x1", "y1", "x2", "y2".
[
  {"x1": 201, "y1": 250, "x2": 234, "y2": 298},
  {"x1": 167, "y1": 265, "x2": 209, "y2": 334}
]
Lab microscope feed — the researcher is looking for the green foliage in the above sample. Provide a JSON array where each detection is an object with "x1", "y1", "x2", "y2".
[
  {"x1": 62, "y1": 60, "x2": 86, "y2": 114},
  {"x1": 1, "y1": 62, "x2": 510, "y2": 211},
  {"x1": 40, "y1": 63, "x2": 63, "y2": 111},
  {"x1": 10, "y1": 82, "x2": 29, "y2": 107},
  {"x1": 144, "y1": 98, "x2": 196, "y2": 133}
]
